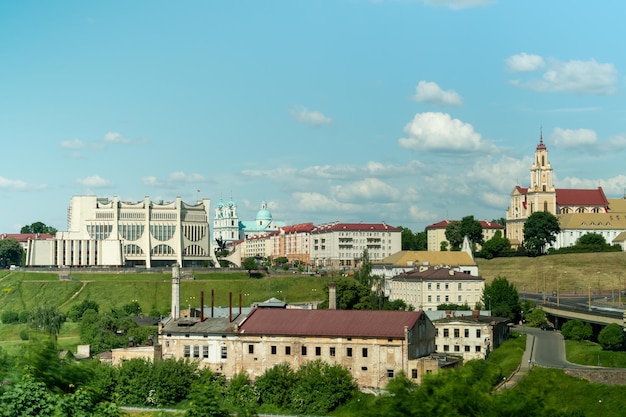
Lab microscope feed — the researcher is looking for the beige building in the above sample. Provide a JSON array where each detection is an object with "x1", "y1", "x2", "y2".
[
  {"x1": 433, "y1": 311, "x2": 510, "y2": 362},
  {"x1": 310, "y1": 222, "x2": 402, "y2": 270},
  {"x1": 506, "y1": 135, "x2": 625, "y2": 249},
  {"x1": 267, "y1": 223, "x2": 315, "y2": 266},
  {"x1": 425, "y1": 219, "x2": 504, "y2": 252},
  {"x1": 26, "y1": 195, "x2": 219, "y2": 268},
  {"x1": 390, "y1": 266, "x2": 485, "y2": 311}
]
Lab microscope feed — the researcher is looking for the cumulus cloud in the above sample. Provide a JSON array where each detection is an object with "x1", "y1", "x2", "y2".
[
  {"x1": 551, "y1": 127, "x2": 598, "y2": 148},
  {"x1": 0, "y1": 176, "x2": 45, "y2": 191},
  {"x1": 76, "y1": 175, "x2": 112, "y2": 188},
  {"x1": 607, "y1": 135, "x2": 626, "y2": 152},
  {"x1": 413, "y1": 81, "x2": 462, "y2": 106},
  {"x1": 142, "y1": 172, "x2": 211, "y2": 188},
  {"x1": 507, "y1": 55, "x2": 618, "y2": 94},
  {"x1": 420, "y1": 0, "x2": 494, "y2": 10},
  {"x1": 398, "y1": 112, "x2": 493, "y2": 152},
  {"x1": 332, "y1": 178, "x2": 401, "y2": 203},
  {"x1": 104, "y1": 132, "x2": 131, "y2": 144},
  {"x1": 559, "y1": 174, "x2": 626, "y2": 196},
  {"x1": 61, "y1": 138, "x2": 86, "y2": 149},
  {"x1": 506, "y1": 53, "x2": 545, "y2": 72},
  {"x1": 290, "y1": 106, "x2": 332, "y2": 126}
]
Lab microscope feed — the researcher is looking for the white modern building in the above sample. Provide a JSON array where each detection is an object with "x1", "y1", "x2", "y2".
[{"x1": 26, "y1": 195, "x2": 219, "y2": 268}]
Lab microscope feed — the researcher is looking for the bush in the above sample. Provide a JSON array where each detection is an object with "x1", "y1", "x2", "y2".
[
  {"x1": 561, "y1": 320, "x2": 592, "y2": 341},
  {"x1": 1, "y1": 310, "x2": 19, "y2": 324},
  {"x1": 19, "y1": 329, "x2": 29, "y2": 340},
  {"x1": 598, "y1": 323, "x2": 625, "y2": 351}
]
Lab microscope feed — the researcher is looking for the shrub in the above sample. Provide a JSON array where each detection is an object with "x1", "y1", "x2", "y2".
[
  {"x1": 1, "y1": 310, "x2": 19, "y2": 324},
  {"x1": 598, "y1": 323, "x2": 625, "y2": 351}
]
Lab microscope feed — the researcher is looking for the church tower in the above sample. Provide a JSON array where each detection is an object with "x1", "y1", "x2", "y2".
[
  {"x1": 213, "y1": 195, "x2": 241, "y2": 244},
  {"x1": 527, "y1": 132, "x2": 556, "y2": 215}
]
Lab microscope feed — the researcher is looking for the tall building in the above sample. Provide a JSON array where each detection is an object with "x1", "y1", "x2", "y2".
[
  {"x1": 506, "y1": 134, "x2": 624, "y2": 249},
  {"x1": 213, "y1": 197, "x2": 240, "y2": 244},
  {"x1": 27, "y1": 195, "x2": 219, "y2": 268}
]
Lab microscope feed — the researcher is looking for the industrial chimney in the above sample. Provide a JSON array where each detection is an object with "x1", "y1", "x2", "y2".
[
  {"x1": 171, "y1": 264, "x2": 181, "y2": 319},
  {"x1": 329, "y1": 281, "x2": 336, "y2": 310}
]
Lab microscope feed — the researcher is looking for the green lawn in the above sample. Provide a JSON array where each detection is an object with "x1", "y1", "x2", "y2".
[
  {"x1": 565, "y1": 339, "x2": 626, "y2": 368},
  {"x1": 486, "y1": 332, "x2": 526, "y2": 377}
]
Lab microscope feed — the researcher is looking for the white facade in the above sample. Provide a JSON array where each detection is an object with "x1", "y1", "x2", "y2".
[
  {"x1": 213, "y1": 198, "x2": 240, "y2": 244},
  {"x1": 390, "y1": 266, "x2": 485, "y2": 311},
  {"x1": 310, "y1": 222, "x2": 402, "y2": 269},
  {"x1": 27, "y1": 195, "x2": 219, "y2": 268}
]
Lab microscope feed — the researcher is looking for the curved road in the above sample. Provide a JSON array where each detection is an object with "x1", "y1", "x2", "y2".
[{"x1": 516, "y1": 326, "x2": 592, "y2": 369}]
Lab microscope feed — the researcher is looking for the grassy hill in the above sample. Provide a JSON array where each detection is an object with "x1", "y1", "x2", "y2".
[{"x1": 476, "y1": 252, "x2": 626, "y2": 296}]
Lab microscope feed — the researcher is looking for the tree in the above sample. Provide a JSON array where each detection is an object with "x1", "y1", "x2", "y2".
[
  {"x1": 28, "y1": 306, "x2": 66, "y2": 340},
  {"x1": 20, "y1": 221, "x2": 57, "y2": 235},
  {"x1": 478, "y1": 230, "x2": 511, "y2": 259},
  {"x1": 415, "y1": 231, "x2": 427, "y2": 250},
  {"x1": 185, "y1": 381, "x2": 230, "y2": 417},
  {"x1": 241, "y1": 257, "x2": 258, "y2": 277},
  {"x1": 0, "y1": 238, "x2": 24, "y2": 267},
  {"x1": 459, "y1": 215, "x2": 484, "y2": 248},
  {"x1": 481, "y1": 276, "x2": 520, "y2": 320},
  {"x1": 0, "y1": 374, "x2": 58, "y2": 417},
  {"x1": 575, "y1": 232, "x2": 611, "y2": 252},
  {"x1": 68, "y1": 300, "x2": 100, "y2": 322},
  {"x1": 523, "y1": 211, "x2": 560, "y2": 256},
  {"x1": 398, "y1": 226, "x2": 418, "y2": 250},
  {"x1": 561, "y1": 319, "x2": 592, "y2": 341},
  {"x1": 255, "y1": 362, "x2": 296, "y2": 409},
  {"x1": 444, "y1": 221, "x2": 463, "y2": 251},
  {"x1": 598, "y1": 323, "x2": 624, "y2": 351}
]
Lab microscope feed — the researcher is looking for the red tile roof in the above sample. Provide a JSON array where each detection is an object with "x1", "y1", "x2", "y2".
[
  {"x1": 397, "y1": 266, "x2": 483, "y2": 281},
  {"x1": 312, "y1": 222, "x2": 400, "y2": 233},
  {"x1": 556, "y1": 187, "x2": 608, "y2": 207},
  {"x1": 238, "y1": 308, "x2": 422, "y2": 338},
  {"x1": 278, "y1": 223, "x2": 316, "y2": 233},
  {"x1": 1, "y1": 233, "x2": 54, "y2": 242},
  {"x1": 425, "y1": 220, "x2": 503, "y2": 230}
]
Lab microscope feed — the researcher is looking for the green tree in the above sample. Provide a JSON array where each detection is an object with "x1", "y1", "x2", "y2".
[
  {"x1": 255, "y1": 362, "x2": 295, "y2": 409},
  {"x1": 398, "y1": 226, "x2": 418, "y2": 250},
  {"x1": 20, "y1": 221, "x2": 57, "y2": 235},
  {"x1": 415, "y1": 231, "x2": 427, "y2": 250},
  {"x1": 459, "y1": 215, "x2": 484, "y2": 247},
  {"x1": 0, "y1": 238, "x2": 24, "y2": 267},
  {"x1": 224, "y1": 372, "x2": 258, "y2": 414},
  {"x1": 575, "y1": 232, "x2": 611, "y2": 252},
  {"x1": 479, "y1": 230, "x2": 511, "y2": 259},
  {"x1": 481, "y1": 276, "x2": 520, "y2": 320},
  {"x1": 0, "y1": 374, "x2": 58, "y2": 417},
  {"x1": 598, "y1": 323, "x2": 624, "y2": 351},
  {"x1": 242, "y1": 257, "x2": 258, "y2": 277},
  {"x1": 185, "y1": 381, "x2": 230, "y2": 417},
  {"x1": 444, "y1": 221, "x2": 463, "y2": 251},
  {"x1": 523, "y1": 211, "x2": 560, "y2": 256},
  {"x1": 68, "y1": 300, "x2": 100, "y2": 322},
  {"x1": 561, "y1": 319, "x2": 592, "y2": 341},
  {"x1": 28, "y1": 306, "x2": 66, "y2": 340}
]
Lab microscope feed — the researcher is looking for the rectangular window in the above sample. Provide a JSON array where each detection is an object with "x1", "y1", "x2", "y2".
[
  {"x1": 427, "y1": 283, "x2": 432, "y2": 290},
  {"x1": 445, "y1": 295, "x2": 449, "y2": 302},
  {"x1": 193, "y1": 345, "x2": 200, "y2": 358},
  {"x1": 476, "y1": 329, "x2": 481, "y2": 338},
  {"x1": 465, "y1": 345, "x2": 470, "y2": 352},
  {"x1": 454, "y1": 345, "x2": 460, "y2": 352},
  {"x1": 203, "y1": 346, "x2": 209, "y2": 358},
  {"x1": 436, "y1": 295, "x2": 440, "y2": 302},
  {"x1": 458, "y1": 283, "x2": 462, "y2": 290},
  {"x1": 184, "y1": 345, "x2": 190, "y2": 358},
  {"x1": 476, "y1": 346, "x2": 481, "y2": 352},
  {"x1": 302, "y1": 346, "x2": 307, "y2": 356},
  {"x1": 411, "y1": 369, "x2": 418, "y2": 379},
  {"x1": 443, "y1": 345, "x2": 449, "y2": 352},
  {"x1": 330, "y1": 347, "x2": 336, "y2": 357},
  {"x1": 436, "y1": 283, "x2": 440, "y2": 290},
  {"x1": 454, "y1": 329, "x2": 460, "y2": 338},
  {"x1": 464, "y1": 329, "x2": 469, "y2": 337},
  {"x1": 221, "y1": 346, "x2": 227, "y2": 359},
  {"x1": 271, "y1": 345, "x2": 277, "y2": 355},
  {"x1": 443, "y1": 328, "x2": 449, "y2": 337},
  {"x1": 362, "y1": 348, "x2": 368, "y2": 358},
  {"x1": 428, "y1": 295, "x2": 432, "y2": 302},
  {"x1": 248, "y1": 344, "x2": 254, "y2": 354},
  {"x1": 315, "y1": 346, "x2": 321, "y2": 356},
  {"x1": 458, "y1": 295, "x2": 462, "y2": 302},
  {"x1": 445, "y1": 283, "x2": 449, "y2": 290},
  {"x1": 387, "y1": 369, "x2": 394, "y2": 378},
  {"x1": 285, "y1": 346, "x2": 291, "y2": 355},
  {"x1": 347, "y1": 347, "x2": 353, "y2": 357}
]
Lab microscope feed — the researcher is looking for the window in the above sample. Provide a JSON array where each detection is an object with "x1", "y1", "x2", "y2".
[
  {"x1": 271, "y1": 345, "x2": 277, "y2": 355},
  {"x1": 458, "y1": 283, "x2": 462, "y2": 290},
  {"x1": 436, "y1": 295, "x2": 440, "y2": 302},
  {"x1": 184, "y1": 345, "x2": 190, "y2": 358},
  {"x1": 302, "y1": 346, "x2": 307, "y2": 356},
  {"x1": 203, "y1": 346, "x2": 209, "y2": 358},
  {"x1": 221, "y1": 346, "x2": 227, "y2": 359},
  {"x1": 458, "y1": 295, "x2": 462, "y2": 302},
  {"x1": 285, "y1": 346, "x2": 291, "y2": 355},
  {"x1": 411, "y1": 369, "x2": 418, "y2": 379},
  {"x1": 427, "y1": 295, "x2": 432, "y2": 302},
  {"x1": 475, "y1": 346, "x2": 481, "y2": 352},
  {"x1": 387, "y1": 369, "x2": 394, "y2": 378},
  {"x1": 454, "y1": 329, "x2": 460, "y2": 338},
  {"x1": 443, "y1": 328, "x2": 449, "y2": 337},
  {"x1": 454, "y1": 345, "x2": 460, "y2": 352},
  {"x1": 445, "y1": 295, "x2": 449, "y2": 302},
  {"x1": 330, "y1": 347, "x2": 336, "y2": 357},
  {"x1": 465, "y1": 345, "x2": 470, "y2": 352},
  {"x1": 476, "y1": 329, "x2": 481, "y2": 338},
  {"x1": 315, "y1": 347, "x2": 321, "y2": 356},
  {"x1": 445, "y1": 283, "x2": 449, "y2": 290},
  {"x1": 248, "y1": 344, "x2": 254, "y2": 354},
  {"x1": 427, "y1": 283, "x2": 432, "y2": 290},
  {"x1": 193, "y1": 345, "x2": 200, "y2": 358},
  {"x1": 443, "y1": 345, "x2": 449, "y2": 352},
  {"x1": 464, "y1": 329, "x2": 469, "y2": 337},
  {"x1": 347, "y1": 347, "x2": 353, "y2": 357},
  {"x1": 436, "y1": 283, "x2": 440, "y2": 290},
  {"x1": 362, "y1": 348, "x2": 368, "y2": 358}
]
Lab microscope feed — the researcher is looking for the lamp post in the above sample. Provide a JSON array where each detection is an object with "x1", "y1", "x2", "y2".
[{"x1": 588, "y1": 284, "x2": 592, "y2": 311}]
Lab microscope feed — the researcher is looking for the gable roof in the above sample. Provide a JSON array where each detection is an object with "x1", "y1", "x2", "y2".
[
  {"x1": 608, "y1": 198, "x2": 626, "y2": 213},
  {"x1": 558, "y1": 213, "x2": 626, "y2": 229},
  {"x1": 556, "y1": 187, "x2": 608, "y2": 207},
  {"x1": 395, "y1": 266, "x2": 484, "y2": 282},
  {"x1": 238, "y1": 308, "x2": 423, "y2": 338},
  {"x1": 376, "y1": 250, "x2": 476, "y2": 267},
  {"x1": 1, "y1": 233, "x2": 54, "y2": 242}
]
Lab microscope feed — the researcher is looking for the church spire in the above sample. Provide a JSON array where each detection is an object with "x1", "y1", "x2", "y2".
[{"x1": 536, "y1": 127, "x2": 546, "y2": 151}]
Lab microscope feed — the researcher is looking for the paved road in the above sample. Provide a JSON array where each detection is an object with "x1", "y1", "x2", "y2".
[{"x1": 515, "y1": 325, "x2": 595, "y2": 369}]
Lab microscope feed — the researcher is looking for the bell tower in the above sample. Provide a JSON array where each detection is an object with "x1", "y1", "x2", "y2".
[{"x1": 528, "y1": 130, "x2": 557, "y2": 214}]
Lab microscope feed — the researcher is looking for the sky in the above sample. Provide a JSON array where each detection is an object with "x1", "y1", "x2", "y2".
[{"x1": 1, "y1": 0, "x2": 626, "y2": 235}]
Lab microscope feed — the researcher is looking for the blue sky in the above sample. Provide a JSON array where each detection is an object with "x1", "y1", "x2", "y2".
[{"x1": 1, "y1": 0, "x2": 625, "y2": 234}]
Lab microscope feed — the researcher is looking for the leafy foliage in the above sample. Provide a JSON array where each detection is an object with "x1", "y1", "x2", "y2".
[
  {"x1": 28, "y1": 306, "x2": 66, "y2": 340},
  {"x1": 20, "y1": 221, "x2": 57, "y2": 235},
  {"x1": 67, "y1": 300, "x2": 100, "y2": 322},
  {"x1": 481, "y1": 276, "x2": 520, "y2": 320},
  {"x1": 523, "y1": 211, "x2": 561, "y2": 256},
  {"x1": 444, "y1": 221, "x2": 463, "y2": 251},
  {"x1": 478, "y1": 230, "x2": 512, "y2": 259},
  {"x1": 241, "y1": 257, "x2": 259, "y2": 277},
  {"x1": 0, "y1": 374, "x2": 57, "y2": 417},
  {"x1": 598, "y1": 323, "x2": 625, "y2": 351},
  {"x1": 561, "y1": 319, "x2": 592, "y2": 341},
  {"x1": 0, "y1": 238, "x2": 24, "y2": 268}
]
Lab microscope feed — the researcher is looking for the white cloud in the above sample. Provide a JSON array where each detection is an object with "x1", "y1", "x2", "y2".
[
  {"x1": 408, "y1": 205, "x2": 438, "y2": 222},
  {"x1": 607, "y1": 135, "x2": 626, "y2": 152},
  {"x1": 0, "y1": 177, "x2": 45, "y2": 191},
  {"x1": 61, "y1": 138, "x2": 86, "y2": 149},
  {"x1": 551, "y1": 127, "x2": 598, "y2": 148},
  {"x1": 332, "y1": 178, "x2": 401, "y2": 203},
  {"x1": 559, "y1": 174, "x2": 626, "y2": 197},
  {"x1": 290, "y1": 106, "x2": 332, "y2": 126},
  {"x1": 142, "y1": 172, "x2": 212, "y2": 189},
  {"x1": 104, "y1": 132, "x2": 131, "y2": 144},
  {"x1": 398, "y1": 112, "x2": 492, "y2": 152},
  {"x1": 413, "y1": 81, "x2": 462, "y2": 106},
  {"x1": 505, "y1": 53, "x2": 545, "y2": 72},
  {"x1": 508, "y1": 56, "x2": 618, "y2": 94},
  {"x1": 76, "y1": 175, "x2": 112, "y2": 188},
  {"x1": 421, "y1": 0, "x2": 494, "y2": 10}
]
